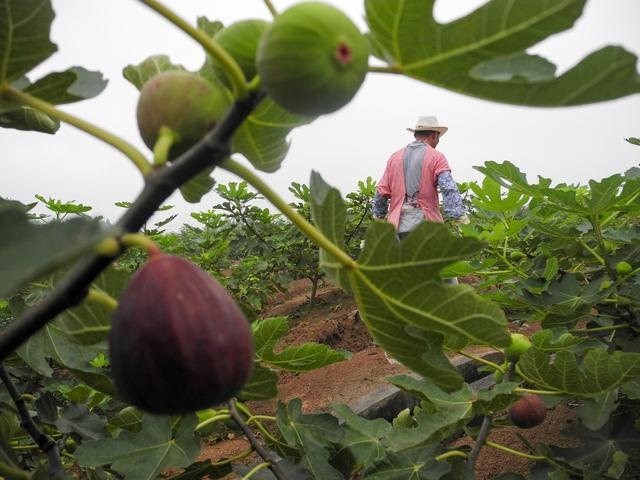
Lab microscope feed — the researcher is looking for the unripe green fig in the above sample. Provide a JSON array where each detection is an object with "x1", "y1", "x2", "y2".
[
  {"x1": 136, "y1": 71, "x2": 230, "y2": 158},
  {"x1": 257, "y1": 2, "x2": 369, "y2": 115},
  {"x1": 510, "y1": 251, "x2": 525, "y2": 261},
  {"x1": 600, "y1": 279, "x2": 613, "y2": 291},
  {"x1": 615, "y1": 261, "x2": 632, "y2": 276},
  {"x1": 109, "y1": 253, "x2": 254, "y2": 414},
  {"x1": 211, "y1": 19, "x2": 270, "y2": 83},
  {"x1": 508, "y1": 394, "x2": 546, "y2": 428},
  {"x1": 504, "y1": 333, "x2": 531, "y2": 361}
]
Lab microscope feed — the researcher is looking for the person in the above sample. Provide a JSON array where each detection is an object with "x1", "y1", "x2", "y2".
[{"x1": 372, "y1": 115, "x2": 468, "y2": 241}]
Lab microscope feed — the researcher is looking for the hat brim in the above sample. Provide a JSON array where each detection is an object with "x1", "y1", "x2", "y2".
[{"x1": 406, "y1": 126, "x2": 448, "y2": 136}]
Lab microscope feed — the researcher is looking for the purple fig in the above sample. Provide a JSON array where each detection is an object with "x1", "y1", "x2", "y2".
[
  {"x1": 109, "y1": 253, "x2": 253, "y2": 414},
  {"x1": 508, "y1": 394, "x2": 546, "y2": 429}
]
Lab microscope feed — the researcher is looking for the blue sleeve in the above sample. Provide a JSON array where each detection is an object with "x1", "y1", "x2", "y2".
[
  {"x1": 372, "y1": 191, "x2": 389, "y2": 218},
  {"x1": 437, "y1": 171, "x2": 464, "y2": 219}
]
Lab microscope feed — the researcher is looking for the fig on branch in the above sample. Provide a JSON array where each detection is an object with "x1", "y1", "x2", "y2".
[
  {"x1": 136, "y1": 71, "x2": 230, "y2": 159},
  {"x1": 504, "y1": 333, "x2": 532, "y2": 361},
  {"x1": 109, "y1": 253, "x2": 254, "y2": 414},
  {"x1": 209, "y1": 19, "x2": 270, "y2": 84},
  {"x1": 615, "y1": 261, "x2": 632, "y2": 276},
  {"x1": 256, "y1": 2, "x2": 369, "y2": 115},
  {"x1": 508, "y1": 394, "x2": 547, "y2": 429}
]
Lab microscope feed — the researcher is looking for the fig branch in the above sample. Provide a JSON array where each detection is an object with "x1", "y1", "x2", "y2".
[
  {"x1": 227, "y1": 400, "x2": 288, "y2": 480},
  {"x1": 138, "y1": 0, "x2": 249, "y2": 100},
  {"x1": 0, "y1": 365, "x2": 65, "y2": 480},
  {"x1": 0, "y1": 93, "x2": 261, "y2": 361},
  {"x1": 0, "y1": 85, "x2": 152, "y2": 176},
  {"x1": 220, "y1": 157, "x2": 357, "y2": 271}
]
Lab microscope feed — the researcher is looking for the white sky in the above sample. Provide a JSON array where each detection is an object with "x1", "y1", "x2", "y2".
[{"x1": 2, "y1": 0, "x2": 639, "y2": 227}]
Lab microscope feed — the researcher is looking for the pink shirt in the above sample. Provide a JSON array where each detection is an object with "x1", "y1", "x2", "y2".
[{"x1": 376, "y1": 143, "x2": 451, "y2": 230}]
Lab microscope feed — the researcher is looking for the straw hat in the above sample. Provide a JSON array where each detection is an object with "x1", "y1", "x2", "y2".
[{"x1": 406, "y1": 115, "x2": 448, "y2": 135}]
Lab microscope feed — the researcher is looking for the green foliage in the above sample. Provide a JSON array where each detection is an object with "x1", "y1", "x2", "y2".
[{"x1": 365, "y1": 0, "x2": 640, "y2": 105}]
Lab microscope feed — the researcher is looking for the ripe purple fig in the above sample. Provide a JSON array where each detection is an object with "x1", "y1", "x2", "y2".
[
  {"x1": 109, "y1": 253, "x2": 254, "y2": 414},
  {"x1": 508, "y1": 394, "x2": 546, "y2": 429},
  {"x1": 136, "y1": 71, "x2": 230, "y2": 159}
]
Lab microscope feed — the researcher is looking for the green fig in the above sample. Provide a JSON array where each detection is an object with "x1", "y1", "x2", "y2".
[
  {"x1": 257, "y1": 2, "x2": 369, "y2": 115},
  {"x1": 504, "y1": 333, "x2": 531, "y2": 361},
  {"x1": 615, "y1": 261, "x2": 632, "y2": 276},
  {"x1": 136, "y1": 71, "x2": 230, "y2": 158},
  {"x1": 208, "y1": 19, "x2": 270, "y2": 84},
  {"x1": 510, "y1": 251, "x2": 525, "y2": 261}
]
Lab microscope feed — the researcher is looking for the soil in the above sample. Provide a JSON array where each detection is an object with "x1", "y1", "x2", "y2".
[{"x1": 193, "y1": 278, "x2": 579, "y2": 479}]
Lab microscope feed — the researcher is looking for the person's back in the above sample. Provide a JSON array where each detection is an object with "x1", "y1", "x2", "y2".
[{"x1": 373, "y1": 115, "x2": 467, "y2": 239}]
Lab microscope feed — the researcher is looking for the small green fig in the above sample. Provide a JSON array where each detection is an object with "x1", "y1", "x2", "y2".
[
  {"x1": 510, "y1": 251, "x2": 525, "y2": 261},
  {"x1": 256, "y1": 2, "x2": 369, "y2": 115},
  {"x1": 136, "y1": 71, "x2": 230, "y2": 158},
  {"x1": 109, "y1": 253, "x2": 254, "y2": 414},
  {"x1": 210, "y1": 19, "x2": 270, "y2": 83},
  {"x1": 615, "y1": 261, "x2": 633, "y2": 276},
  {"x1": 508, "y1": 394, "x2": 546, "y2": 428},
  {"x1": 600, "y1": 279, "x2": 613, "y2": 291},
  {"x1": 504, "y1": 333, "x2": 532, "y2": 361}
]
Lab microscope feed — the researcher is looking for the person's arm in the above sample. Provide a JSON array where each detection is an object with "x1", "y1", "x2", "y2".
[
  {"x1": 372, "y1": 191, "x2": 389, "y2": 219},
  {"x1": 437, "y1": 171, "x2": 468, "y2": 222}
]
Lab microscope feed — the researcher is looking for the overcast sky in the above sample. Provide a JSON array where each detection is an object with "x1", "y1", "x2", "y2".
[{"x1": 2, "y1": 0, "x2": 639, "y2": 227}]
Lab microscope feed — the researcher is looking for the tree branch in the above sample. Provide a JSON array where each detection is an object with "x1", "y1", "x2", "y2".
[
  {"x1": 227, "y1": 400, "x2": 288, "y2": 480},
  {"x1": 0, "y1": 93, "x2": 262, "y2": 360},
  {"x1": 0, "y1": 364, "x2": 65, "y2": 479}
]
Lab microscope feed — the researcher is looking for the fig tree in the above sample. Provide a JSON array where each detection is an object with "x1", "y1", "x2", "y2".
[
  {"x1": 504, "y1": 333, "x2": 531, "y2": 361},
  {"x1": 615, "y1": 261, "x2": 632, "y2": 276},
  {"x1": 508, "y1": 394, "x2": 546, "y2": 428},
  {"x1": 109, "y1": 253, "x2": 254, "y2": 414},
  {"x1": 256, "y1": 2, "x2": 369, "y2": 115},
  {"x1": 136, "y1": 71, "x2": 230, "y2": 158}
]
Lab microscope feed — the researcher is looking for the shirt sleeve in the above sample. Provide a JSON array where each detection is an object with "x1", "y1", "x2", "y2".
[
  {"x1": 433, "y1": 151, "x2": 452, "y2": 179},
  {"x1": 437, "y1": 170, "x2": 464, "y2": 219},
  {"x1": 372, "y1": 191, "x2": 389, "y2": 218}
]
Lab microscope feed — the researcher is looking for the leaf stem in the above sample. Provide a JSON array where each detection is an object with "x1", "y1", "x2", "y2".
[
  {"x1": 227, "y1": 400, "x2": 287, "y2": 480},
  {"x1": 195, "y1": 413, "x2": 232, "y2": 432},
  {"x1": 485, "y1": 440, "x2": 545, "y2": 460},
  {"x1": 0, "y1": 85, "x2": 151, "y2": 176},
  {"x1": 514, "y1": 387, "x2": 561, "y2": 396},
  {"x1": 578, "y1": 239, "x2": 605, "y2": 266},
  {"x1": 220, "y1": 157, "x2": 356, "y2": 270},
  {"x1": 262, "y1": 0, "x2": 278, "y2": 16},
  {"x1": 457, "y1": 350, "x2": 505, "y2": 373},
  {"x1": 246, "y1": 415, "x2": 277, "y2": 425},
  {"x1": 0, "y1": 364, "x2": 65, "y2": 480},
  {"x1": 570, "y1": 323, "x2": 630, "y2": 334},
  {"x1": 241, "y1": 462, "x2": 271, "y2": 480},
  {"x1": 120, "y1": 232, "x2": 162, "y2": 257},
  {"x1": 211, "y1": 448, "x2": 253, "y2": 466},
  {"x1": 86, "y1": 288, "x2": 119, "y2": 311},
  {"x1": 138, "y1": 0, "x2": 249, "y2": 100},
  {"x1": 434, "y1": 450, "x2": 467, "y2": 461},
  {"x1": 368, "y1": 65, "x2": 403, "y2": 74}
]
